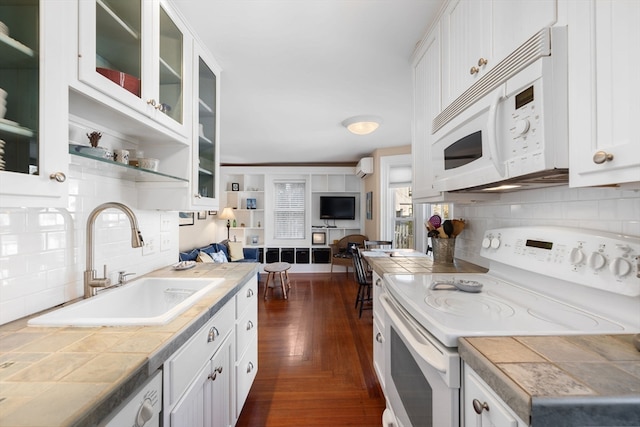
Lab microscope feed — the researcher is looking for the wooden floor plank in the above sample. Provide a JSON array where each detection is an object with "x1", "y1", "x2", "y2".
[{"x1": 236, "y1": 272, "x2": 386, "y2": 426}]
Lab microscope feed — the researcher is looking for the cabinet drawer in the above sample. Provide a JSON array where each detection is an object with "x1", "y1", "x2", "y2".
[
  {"x1": 166, "y1": 301, "x2": 234, "y2": 407},
  {"x1": 236, "y1": 276, "x2": 258, "y2": 318},
  {"x1": 236, "y1": 298, "x2": 257, "y2": 359},
  {"x1": 372, "y1": 272, "x2": 385, "y2": 327},
  {"x1": 235, "y1": 338, "x2": 258, "y2": 418}
]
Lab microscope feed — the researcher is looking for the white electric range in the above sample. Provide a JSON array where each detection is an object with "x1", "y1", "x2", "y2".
[{"x1": 379, "y1": 226, "x2": 640, "y2": 427}]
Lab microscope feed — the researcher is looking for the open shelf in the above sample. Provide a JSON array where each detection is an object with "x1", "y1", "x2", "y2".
[{"x1": 69, "y1": 146, "x2": 188, "y2": 183}]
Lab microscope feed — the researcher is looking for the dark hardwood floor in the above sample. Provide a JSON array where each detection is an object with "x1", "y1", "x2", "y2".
[{"x1": 236, "y1": 271, "x2": 385, "y2": 427}]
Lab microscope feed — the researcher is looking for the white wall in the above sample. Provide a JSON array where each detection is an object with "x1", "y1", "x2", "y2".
[
  {"x1": 453, "y1": 186, "x2": 640, "y2": 268},
  {"x1": 0, "y1": 165, "x2": 180, "y2": 325},
  {"x1": 178, "y1": 213, "x2": 219, "y2": 252}
]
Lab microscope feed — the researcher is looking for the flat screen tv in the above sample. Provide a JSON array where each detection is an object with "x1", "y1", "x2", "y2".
[{"x1": 320, "y1": 196, "x2": 356, "y2": 220}]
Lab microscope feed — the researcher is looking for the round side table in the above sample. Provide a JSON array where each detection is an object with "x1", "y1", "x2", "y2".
[{"x1": 263, "y1": 262, "x2": 292, "y2": 300}]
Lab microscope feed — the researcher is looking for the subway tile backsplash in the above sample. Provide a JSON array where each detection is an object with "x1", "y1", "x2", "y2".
[{"x1": 0, "y1": 167, "x2": 179, "y2": 325}]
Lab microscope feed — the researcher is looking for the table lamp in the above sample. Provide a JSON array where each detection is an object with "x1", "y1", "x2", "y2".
[{"x1": 219, "y1": 207, "x2": 235, "y2": 240}]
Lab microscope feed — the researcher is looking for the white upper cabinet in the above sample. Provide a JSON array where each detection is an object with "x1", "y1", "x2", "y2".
[
  {"x1": 137, "y1": 40, "x2": 221, "y2": 211},
  {"x1": 191, "y1": 43, "x2": 221, "y2": 210},
  {"x1": 412, "y1": 23, "x2": 443, "y2": 202},
  {"x1": 77, "y1": 0, "x2": 191, "y2": 138},
  {"x1": 567, "y1": 0, "x2": 640, "y2": 188},
  {"x1": 0, "y1": 0, "x2": 69, "y2": 208},
  {"x1": 492, "y1": 0, "x2": 557, "y2": 63},
  {"x1": 442, "y1": 0, "x2": 556, "y2": 108},
  {"x1": 441, "y1": 0, "x2": 492, "y2": 106}
]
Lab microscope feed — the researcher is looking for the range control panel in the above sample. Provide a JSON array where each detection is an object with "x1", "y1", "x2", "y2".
[{"x1": 480, "y1": 226, "x2": 640, "y2": 297}]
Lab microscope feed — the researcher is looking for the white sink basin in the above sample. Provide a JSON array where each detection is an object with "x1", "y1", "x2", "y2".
[{"x1": 28, "y1": 277, "x2": 225, "y2": 327}]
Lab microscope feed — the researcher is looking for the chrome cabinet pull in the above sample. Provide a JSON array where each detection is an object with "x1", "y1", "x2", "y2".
[
  {"x1": 376, "y1": 332, "x2": 384, "y2": 343},
  {"x1": 246, "y1": 361, "x2": 254, "y2": 373},
  {"x1": 593, "y1": 150, "x2": 614, "y2": 164},
  {"x1": 207, "y1": 326, "x2": 219, "y2": 343},
  {"x1": 49, "y1": 172, "x2": 66, "y2": 182},
  {"x1": 207, "y1": 366, "x2": 223, "y2": 381},
  {"x1": 375, "y1": 278, "x2": 382, "y2": 287},
  {"x1": 246, "y1": 320, "x2": 254, "y2": 331},
  {"x1": 247, "y1": 288, "x2": 254, "y2": 298},
  {"x1": 472, "y1": 398, "x2": 490, "y2": 414}
]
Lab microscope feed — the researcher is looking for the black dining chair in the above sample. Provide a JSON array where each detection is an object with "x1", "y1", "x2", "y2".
[{"x1": 351, "y1": 247, "x2": 372, "y2": 318}]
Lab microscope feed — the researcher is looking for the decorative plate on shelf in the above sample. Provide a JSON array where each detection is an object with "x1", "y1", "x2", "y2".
[{"x1": 172, "y1": 260, "x2": 197, "y2": 270}]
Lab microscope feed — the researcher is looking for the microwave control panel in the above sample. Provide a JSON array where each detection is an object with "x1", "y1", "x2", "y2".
[{"x1": 503, "y1": 80, "x2": 547, "y2": 176}]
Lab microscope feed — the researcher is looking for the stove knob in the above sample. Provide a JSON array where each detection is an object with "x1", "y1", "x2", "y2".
[
  {"x1": 481, "y1": 237, "x2": 492, "y2": 249},
  {"x1": 609, "y1": 257, "x2": 632, "y2": 278},
  {"x1": 588, "y1": 252, "x2": 607, "y2": 271},
  {"x1": 490, "y1": 237, "x2": 501, "y2": 249},
  {"x1": 569, "y1": 247, "x2": 585, "y2": 265}
]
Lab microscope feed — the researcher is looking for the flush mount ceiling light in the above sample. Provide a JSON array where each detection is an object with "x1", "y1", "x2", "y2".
[{"x1": 342, "y1": 115, "x2": 382, "y2": 135}]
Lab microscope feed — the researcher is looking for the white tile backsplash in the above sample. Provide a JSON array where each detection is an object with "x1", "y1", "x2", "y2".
[
  {"x1": 455, "y1": 185, "x2": 640, "y2": 267},
  {"x1": 0, "y1": 168, "x2": 180, "y2": 325}
]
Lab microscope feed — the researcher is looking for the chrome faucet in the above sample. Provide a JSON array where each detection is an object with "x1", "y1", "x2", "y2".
[{"x1": 84, "y1": 202, "x2": 144, "y2": 298}]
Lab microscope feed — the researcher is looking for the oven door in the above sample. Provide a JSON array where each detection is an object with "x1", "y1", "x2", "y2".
[{"x1": 380, "y1": 293, "x2": 460, "y2": 427}]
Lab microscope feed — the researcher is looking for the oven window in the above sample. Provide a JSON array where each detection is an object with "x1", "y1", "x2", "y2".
[
  {"x1": 444, "y1": 130, "x2": 482, "y2": 170},
  {"x1": 391, "y1": 328, "x2": 433, "y2": 426}
]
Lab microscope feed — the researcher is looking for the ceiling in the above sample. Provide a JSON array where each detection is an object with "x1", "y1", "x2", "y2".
[{"x1": 172, "y1": 0, "x2": 444, "y2": 165}]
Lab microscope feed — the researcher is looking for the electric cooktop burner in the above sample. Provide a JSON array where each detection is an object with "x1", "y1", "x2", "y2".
[{"x1": 425, "y1": 293, "x2": 516, "y2": 318}]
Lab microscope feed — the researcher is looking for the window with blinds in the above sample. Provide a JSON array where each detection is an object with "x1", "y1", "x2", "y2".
[{"x1": 273, "y1": 181, "x2": 306, "y2": 240}]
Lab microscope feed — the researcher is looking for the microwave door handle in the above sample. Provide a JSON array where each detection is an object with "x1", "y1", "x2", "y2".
[
  {"x1": 380, "y1": 294, "x2": 448, "y2": 373},
  {"x1": 487, "y1": 86, "x2": 506, "y2": 177}
]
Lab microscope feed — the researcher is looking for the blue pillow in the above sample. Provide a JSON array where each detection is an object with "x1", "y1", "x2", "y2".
[
  {"x1": 212, "y1": 243, "x2": 230, "y2": 261},
  {"x1": 179, "y1": 248, "x2": 199, "y2": 261},
  {"x1": 200, "y1": 245, "x2": 218, "y2": 257}
]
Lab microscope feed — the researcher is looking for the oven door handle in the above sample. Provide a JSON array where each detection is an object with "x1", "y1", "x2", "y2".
[{"x1": 380, "y1": 294, "x2": 447, "y2": 373}]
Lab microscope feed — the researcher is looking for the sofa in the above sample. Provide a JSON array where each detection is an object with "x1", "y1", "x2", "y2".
[{"x1": 179, "y1": 239, "x2": 260, "y2": 263}]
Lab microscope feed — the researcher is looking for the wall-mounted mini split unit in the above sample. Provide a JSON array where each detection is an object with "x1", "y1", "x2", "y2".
[{"x1": 355, "y1": 157, "x2": 373, "y2": 178}]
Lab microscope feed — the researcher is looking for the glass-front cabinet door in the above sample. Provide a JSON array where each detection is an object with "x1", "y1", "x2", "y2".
[
  {"x1": 157, "y1": 4, "x2": 183, "y2": 127},
  {"x1": 0, "y1": 0, "x2": 68, "y2": 207},
  {"x1": 78, "y1": 0, "x2": 189, "y2": 137},
  {"x1": 192, "y1": 44, "x2": 220, "y2": 209}
]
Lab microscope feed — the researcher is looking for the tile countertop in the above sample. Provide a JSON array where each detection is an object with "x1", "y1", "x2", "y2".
[
  {"x1": 460, "y1": 335, "x2": 640, "y2": 426},
  {"x1": 0, "y1": 262, "x2": 259, "y2": 427},
  {"x1": 364, "y1": 252, "x2": 488, "y2": 276}
]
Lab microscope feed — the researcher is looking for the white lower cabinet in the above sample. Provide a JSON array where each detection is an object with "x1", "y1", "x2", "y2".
[
  {"x1": 170, "y1": 333, "x2": 233, "y2": 427},
  {"x1": 236, "y1": 338, "x2": 258, "y2": 419},
  {"x1": 164, "y1": 275, "x2": 258, "y2": 427},
  {"x1": 234, "y1": 278, "x2": 258, "y2": 421},
  {"x1": 463, "y1": 364, "x2": 527, "y2": 427},
  {"x1": 372, "y1": 271, "x2": 386, "y2": 391}
]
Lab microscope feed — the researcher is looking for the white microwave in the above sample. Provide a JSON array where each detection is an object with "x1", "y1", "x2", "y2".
[{"x1": 431, "y1": 27, "x2": 569, "y2": 192}]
